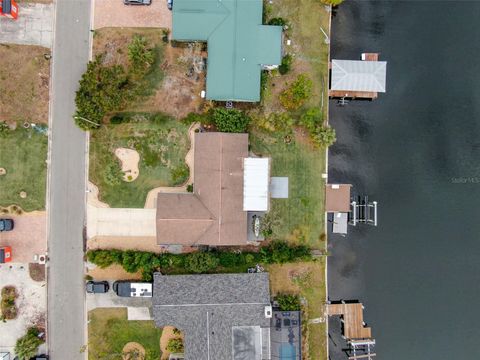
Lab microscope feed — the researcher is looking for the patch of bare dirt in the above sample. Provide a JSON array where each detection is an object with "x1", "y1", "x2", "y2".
[
  {"x1": 122, "y1": 342, "x2": 145, "y2": 360},
  {"x1": 28, "y1": 263, "x2": 45, "y2": 282},
  {"x1": 115, "y1": 148, "x2": 140, "y2": 182},
  {"x1": 87, "y1": 264, "x2": 143, "y2": 281},
  {"x1": 0, "y1": 44, "x2": 51, "y2": 124}
]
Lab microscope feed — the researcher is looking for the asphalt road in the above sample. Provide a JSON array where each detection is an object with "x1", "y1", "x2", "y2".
[{"x1": 47, "y1": 0, "x2": 91, "y2": 358}]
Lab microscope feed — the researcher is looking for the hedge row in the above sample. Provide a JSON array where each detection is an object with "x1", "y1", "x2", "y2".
[{"x1": 87, "y1": 241, "x2": 312, "y2": 281}]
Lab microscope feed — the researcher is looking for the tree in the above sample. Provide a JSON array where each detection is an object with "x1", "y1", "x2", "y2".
[
  {"x1": 184, "y1": 252, "x2": 219, "y2": 273},
  {"x1": 74, "y1": 56, "x2": 129, "y2": 130},
  {"x1": 276, "y1": 294, "x2": 301, "y2": 311},
  {"x1": 299, "y1": 107, "x2": 322, "y2": 133},
  {"x1": 167, "y1": 338, "x2": 184, "y2": 353},
  {"x1": 15, "y1": 327, "x2": 44, "y2": 360},
  {"x1": 312, "y1": 125, "x2": 336, "y2": 148},
  {"x1": 279, "y1": 74, "x2": 313, "y2": 110},
  {"x1": 212, "y1": 108, "x2": 250, "y2": 133}
]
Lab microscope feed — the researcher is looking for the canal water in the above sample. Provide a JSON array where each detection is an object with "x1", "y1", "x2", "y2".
[{"x1": 327, "y1": 1, "x2": 480, "y2": 359}]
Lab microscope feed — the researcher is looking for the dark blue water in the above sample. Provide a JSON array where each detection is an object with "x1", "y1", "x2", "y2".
[{"x1": 328, "y1": 1, "x2": 480, "y2": 359}]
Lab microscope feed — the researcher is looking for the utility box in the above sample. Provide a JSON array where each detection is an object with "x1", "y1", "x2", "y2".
[{"x1": 0, "y1": 0, "x2": 19, "y2": 20}]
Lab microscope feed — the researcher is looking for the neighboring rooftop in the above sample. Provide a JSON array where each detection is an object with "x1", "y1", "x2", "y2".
[
  {"x1": 172, "y1": 0, "x2": 283, "y2": 102},
  {"x1": 325, "y1": 184, "x2": 352, "y2": 212},
  {"x1": 331, "y1": 59, "x2": 387, "y2": 93},
  {"x1": 152, "y1": 273, "x2": 272, "y2": 360}
]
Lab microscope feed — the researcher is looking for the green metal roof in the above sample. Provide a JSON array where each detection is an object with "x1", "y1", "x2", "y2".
[{"x1": 173, "y1": 0, "x2": 283, "y2": 102}]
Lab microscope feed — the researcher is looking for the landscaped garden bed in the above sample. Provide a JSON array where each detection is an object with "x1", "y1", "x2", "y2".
[
  {"x1": 1, "y1": 286, "x2": 17, "y2": 320},
  {"x1": 89, "y1": 113, "x2": 190, "y2": 208}
]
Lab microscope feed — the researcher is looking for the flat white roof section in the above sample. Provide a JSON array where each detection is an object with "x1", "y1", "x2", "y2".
[
  {"x1": 331, "y1": 59, "x2": 387, "y2": 92},
  {"x1": 243, "y1": 158, "x2": 270, "y2": 211}
]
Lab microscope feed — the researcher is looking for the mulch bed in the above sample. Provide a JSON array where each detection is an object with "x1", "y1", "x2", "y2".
[{"x1": 29, "y1": 263, "x2": 46, "y2": 282}]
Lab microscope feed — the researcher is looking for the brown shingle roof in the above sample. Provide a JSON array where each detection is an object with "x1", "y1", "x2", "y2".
[
  {"x1": 325, "y1": 184, "x2": 352, "y2": 212},
  {"x1": 156, "y1": 133, "x2": 248, "y2": 246}
]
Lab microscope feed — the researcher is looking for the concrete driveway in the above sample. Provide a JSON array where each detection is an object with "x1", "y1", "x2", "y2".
[
  {"x1": 0, "y1": 3, "x2": 53, "y2": 48},
  {"x1": 0, "y1": 263, "x2": 46, "y2": 355},
  {"x1": 94, "y1": 0, "x2": 172, "y2": 29},
  {"x1": 87, "y1": 205, "x2": 156, "y2": 239},
  {"x1": 0, "y1": 213, "x2": 47, "y2": 263}
]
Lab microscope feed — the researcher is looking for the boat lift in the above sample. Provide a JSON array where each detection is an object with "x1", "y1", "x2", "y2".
[
  {"x1": 347, "y1": 339, "x2": 376, "y2": 360},
  {"x1": 349, "y1": 195, "x2": 377, "y2": 227}
]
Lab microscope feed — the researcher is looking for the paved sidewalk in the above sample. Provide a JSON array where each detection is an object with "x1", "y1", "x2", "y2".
[{"x1": 0, "y1": 3, "x2": 53, "y2": 48}]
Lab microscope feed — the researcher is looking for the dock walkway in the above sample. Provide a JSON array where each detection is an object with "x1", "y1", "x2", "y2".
[{"x1": 326, "y1": 303, "x2": 372, "y2": 339}]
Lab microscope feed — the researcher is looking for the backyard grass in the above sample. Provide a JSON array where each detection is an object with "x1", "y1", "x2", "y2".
[
  {"x1": 0, "y1": 123, "x2": 48, "y2": 211},
  {"x1": 250, "y1": 131, "x2": 326, "y2": 250},
  {"x1": 88, "y1": 308, "x2": 162, "y2": 360},
  {"x1": 261, "y1": 0, "x2": 331, "y2": 119},
  {"x1": 267, "y1": 260, "x2": 327, "y2": 360},
  {"x1": 89, "y1": 113, "x2": 190, "y2": 208},
  {"x1": 0, "y1": 44, "x2": 50, "y2": 124}
]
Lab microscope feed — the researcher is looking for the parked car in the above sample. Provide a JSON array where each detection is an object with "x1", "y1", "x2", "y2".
[
  {"x1": 30, "y1": 355, "x2": 49, "y2": 360},
  {"x1": 0, "y1": 246, "x2": 12, "y2": 263},
  {"x1": 167, "y1": 0, "x2": 173, "y2": 10},
  {"x1": 86, "y1": 281, "x2": 109, "y2": 294},
  {"x1": 113, "y1": 281, "x2": 152, "y2": 297},
  {"x1": 0, "y1": 218, "x2": 14, "y2": 232},
  {"x1": 123, "y1": 0, "x2": 152, "y2": 5}
]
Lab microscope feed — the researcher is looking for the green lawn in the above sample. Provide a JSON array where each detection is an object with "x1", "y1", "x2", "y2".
[
  {"x1": 88, "y1": 308, "x2": 162, "y2": 360},
  {"x1": 89, "y1": 113, "x2": 190, "y2": 208},
  {"x1": 0, "y1": 124, "x2": 47, "y2": 211},
  {"x1": 250, "y1": 131, "x2": 326, "y2": 250}
]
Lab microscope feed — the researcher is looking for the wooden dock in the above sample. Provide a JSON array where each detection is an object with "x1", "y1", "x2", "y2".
[
  {"x1": 326, "y1": 303, "x2": 372, "y2": 339},
  {"x1": 328, "y1": 89, "x2": 378, "y2": 100}
]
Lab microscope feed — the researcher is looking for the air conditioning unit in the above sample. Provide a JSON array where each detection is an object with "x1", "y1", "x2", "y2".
[{"x1": 264, "y1": 305, "x2": 272, "y2": 318}]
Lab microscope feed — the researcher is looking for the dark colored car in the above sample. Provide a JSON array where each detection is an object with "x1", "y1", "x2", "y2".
[
  {"x1": 0, "y1": 218, "x2": 14, "y2": 232},
  {"x1": 86, "y1": 281, "x2": 109, "y2": 294},
  {"x1": 167, "y1": 0, "x2": 173, "y2": 10},
  {"x1": 30, "y1": 355, "x2": 49, "y2": 360},
  {"x1": 123, "y1": 0, "x2": 152, "y2": 5}
]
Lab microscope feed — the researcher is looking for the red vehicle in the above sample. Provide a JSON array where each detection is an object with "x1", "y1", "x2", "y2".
[
  {"x1": 0, "y1": 246, "x2": 12, "y2": 263},
  {"x1": 0, "y1": 0, "x2": 19, "y2": 20}
]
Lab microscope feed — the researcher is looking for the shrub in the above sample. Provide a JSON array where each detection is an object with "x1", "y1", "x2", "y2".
[
  {"x1": 267, "y1": 17, "x2": 287, "y2": 26},
  {"x1": 186, "y1": 184, "x2": 194, "y2": 192},
  {"x1": 311, "y1": 125, "x2": 336, "y2": 148},
  {"x1": 184, "y1": 252, "x2": 219, "y2": 273},
  {"x1": 171, "y1": 164, "x2": 189, "y2": 184},
  {"x1": 15, "y1": 327, "x2": 44, "y2": 360},
  {"x1": 276, "y1": 294, "x2": 301, "y2": 311},
  {"x1": 260, "y1": 241, "x2": 312, "y2": 264},
  {"x1": 167, "y1": 338, "x2": 184, "y2": 353},
  {"x1": 103, "y1": 161, "x2": 123, "y2": 186},
  {"x1": 278, "y1": 54, "x2": 293, "y2": 75},
  {"x1": 218, "y1": 252, "x2": 245, "y2": 268},
  {"x1": 0, "y1": 122, "x2": 9, "y2": 137},
  {"x1": 212, "y1": 108, "x2": 250, "y2": 133},
  {"x1": 181, "y1": 112, "x2": 211, "y2": 125},
  {"x1": 86, "y1": 249, "x2": 123, "y2": 268},
  {"x1": 128, "y1": 35, "x2": 154, "y2": 73},
  {"x1": 299, "y1": 107, "x2": 322, "y2": 133},
  {"x1": 279, "y1": 74, "x2": 313, "y2": 110}
]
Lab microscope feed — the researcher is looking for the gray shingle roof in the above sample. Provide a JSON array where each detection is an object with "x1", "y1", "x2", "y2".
[
  {"x1": 153, "y1": 273, "x2": 271, "y2": 360},
  {"x1": 331, "y1": 59, "x2": 387, "y2": 92}
]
